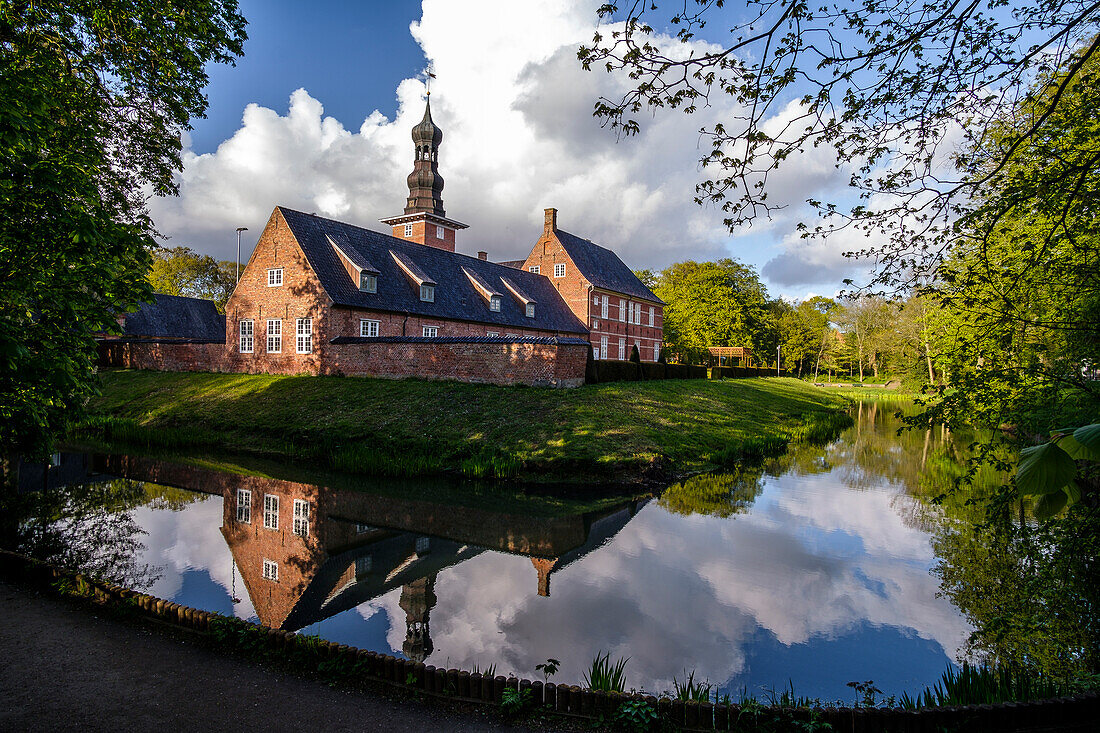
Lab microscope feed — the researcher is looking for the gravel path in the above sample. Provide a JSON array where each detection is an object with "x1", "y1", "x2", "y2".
[{"x1": 0, "y1": 580, "x2": 555, "y2": 732}]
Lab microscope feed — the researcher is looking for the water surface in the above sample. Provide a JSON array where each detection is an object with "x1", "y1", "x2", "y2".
[{"x1": 11, "y1": 402, "x2": 972, "y2": 702}]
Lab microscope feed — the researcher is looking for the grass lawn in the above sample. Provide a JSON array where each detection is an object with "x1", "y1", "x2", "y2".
[{"x1": 80, "y1": 370, "x2": 849, "y2": 483}]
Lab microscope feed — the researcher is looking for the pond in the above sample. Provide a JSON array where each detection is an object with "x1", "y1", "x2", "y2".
[{"x1": 8, "y1": 402, "x2": 977, "y2": 703}]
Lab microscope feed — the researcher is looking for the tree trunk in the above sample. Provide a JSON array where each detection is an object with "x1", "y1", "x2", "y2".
[{"x1": 925, "y1": 340, "x2": 935, "y2": 383}]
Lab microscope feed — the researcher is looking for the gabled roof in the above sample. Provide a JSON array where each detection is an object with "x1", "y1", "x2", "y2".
[
  {"x1": 496, "y1": 259, "x2": 525, "y2": 269},
  {"x1": 277, "y1": 207, "x2": 588, "y2": 334},
  {"x1": 554, "y1": 229, "x2": 663, "y2": 304},
  {"x1": 121, "y1": 293, "x2": 226, "y2": 342}
]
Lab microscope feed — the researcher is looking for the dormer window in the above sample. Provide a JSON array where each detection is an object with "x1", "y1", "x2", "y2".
[
  {"x1": 267, "y1": 268, "x2": 283, "y2": 287},
  {"x1": 526, "y1": 303, "x2": 535, "y2": 318},
  {"x1": 490, "y1": 295, "x2": 501, "y2": 312},
  {"x1": 359, "y1": 272, "x2": 377, "y2": 293},
  {"x1": 420, "y1": 283, "x2": 435, "y2": 302}
]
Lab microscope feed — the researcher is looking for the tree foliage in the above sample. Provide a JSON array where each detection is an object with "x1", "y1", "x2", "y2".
[
  {"x1": 148, "y1": 246, "x2": 236, "y2": 312},
  {"x1": 579, "y1": 1, "x2": 1100, "y2": 288},
  {"x1": 650, "y1": 259, "x2": 770, "y2": 358},
  {"x1": 0, "y1": 2, "x2": 246, "y2": 467}
]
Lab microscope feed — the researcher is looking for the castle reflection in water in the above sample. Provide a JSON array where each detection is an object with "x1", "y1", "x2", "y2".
[{"x1": 83, "y1": 454, "x2": 645, "y2": 663}]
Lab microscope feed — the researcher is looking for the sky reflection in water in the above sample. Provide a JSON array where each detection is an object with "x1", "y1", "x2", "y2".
[{"x1": 26, "y1": 408, "x2": 973, "y2": 702}]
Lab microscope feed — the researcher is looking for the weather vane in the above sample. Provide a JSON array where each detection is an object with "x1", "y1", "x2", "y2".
[{"x1": 422, "y1": 66, "x2": 436, "y2": 96}]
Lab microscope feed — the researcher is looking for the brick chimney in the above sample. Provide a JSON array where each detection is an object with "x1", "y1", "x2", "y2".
[
  {"x1": 544, "y1": 208, "x2": 557, "y2": 233},
  {"x1": 477, "y1": 251, "x2": 487, "y2": 260}
]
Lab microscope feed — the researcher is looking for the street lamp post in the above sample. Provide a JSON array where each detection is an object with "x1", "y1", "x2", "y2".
[
  {"x1": 235, "y1": 227, "x2": 248, "y2": 283},
  {"x1": 777, "y1": 345, "x2": 781, "y2": 377}
]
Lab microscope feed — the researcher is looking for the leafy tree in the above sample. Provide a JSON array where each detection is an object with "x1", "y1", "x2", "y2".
[
  {"x1": 148, "y1": 246, "x2": 237, "y2": 311},
  {"x1": 0, "y1": 2, "x2": 246, "y2": 484},
  {"x1": 650, "y1": 259, "x2": 770, "y2": 359},
  {"x1": 579, "y1": 2, "x2": 1100, "y2": 288}
]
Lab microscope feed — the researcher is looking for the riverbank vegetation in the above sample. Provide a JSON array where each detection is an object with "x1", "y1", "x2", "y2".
[{"x1": 77, "y1": 370, "x2": 847, "y2": 484}]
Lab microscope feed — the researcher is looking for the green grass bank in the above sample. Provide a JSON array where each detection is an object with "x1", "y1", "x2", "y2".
[{"x1": 79, "y1": 370, "x2": 849, "y2": 484}]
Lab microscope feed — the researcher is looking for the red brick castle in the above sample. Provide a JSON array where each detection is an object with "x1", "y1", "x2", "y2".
[{"x1": 103, "y1": 97, "x2": 664, "y2": 386}]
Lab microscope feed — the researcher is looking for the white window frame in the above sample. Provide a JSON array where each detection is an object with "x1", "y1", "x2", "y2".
[
  {"x1": 404, "y1": 223, "x2": 413, "y2": 237},
  {"x1": 618, "y1": 338, "x2": 626, "y2": 360},
  {"x1": 525, "y1": 303, "x2": 535, "y2": 318},
  {"x1": 238, "y1": 320, "x2": 254, "y2": 353},
  {"x1": 415, "y1": 537, "x2": 431, "y2": 554},
  {"x1": 359, "y1": 272, "x2": 377, "y2": 293},
  {"x1": 292, "y1": 499, "x2": 310, "y2": 537},
  {"x1": 295, "y1": 318, "x2": 312, "y2": 354},
  {"x1": 487, "y1": 331, "x2": 499, "y2": 337},
  {"x1": 263, "y1": 494, "x2": 279, "y2": 530},
  {"x1": 619, "y1": 299, "x2": 626, "y2": 322},
  {"x1": 360, "y1": 319, "x2": 379, "y2": 337},
  {"x1": 422, "y1": 326, "x2": 438, "y2": 337},
  {"x1": 420, "y1": 283, "x2": 435, "y2": 302},
  {"x1": 529, "y1": 265, "x2": 540, "y2": 274},
  {"x1": 267, "y1": 268, "x2": 283, "y2": 287},
  {"x1": 262, "y1": 559, "x2": 278, "y2": 582},
  {"x1": 601, "y1": 297, "x2": 608, "y2": 319},
  {"x1": 594, "y1": 347, "x2": 601, "y2": 360},
  {"x1": 592, "y1": 319, "x2": 599, "y2": 330},
  {"x1": 489, "y1": 295, "x2": 501, "y2": 312},
  {"x1": 435, "y1": 224, "x2": 445, "y2": 239},
  {"x1": 266, "y1": 319, "x2": 281, "y2": 353},
  {"x1": 236, "y1": 489, "x2": 251, "y2": 523},
  {"x1": 554, "y1": 263, "x2": 566, "y2": 278},
  {"x1": 600, "y1": 335, "x2": 608, "y2": 360},
  {"x1": 649, "y1": 306, "x2": 655, "y2": 327}
]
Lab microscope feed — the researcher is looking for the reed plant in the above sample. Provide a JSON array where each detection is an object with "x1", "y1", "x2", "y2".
[
  {"x1": 673, "y1": 670, "x2": 712, "y2": 701},
  {"x1": 899, "y1": 663, "x2": 1075, "y2": 708},
  {"x1": 583, "y1": 652, "x2": 629, "y2": 692}
]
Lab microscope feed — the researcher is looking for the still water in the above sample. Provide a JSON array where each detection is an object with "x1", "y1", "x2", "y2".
[{"x1": 11, "y1": 402, "x2": 973, "y2": 702}]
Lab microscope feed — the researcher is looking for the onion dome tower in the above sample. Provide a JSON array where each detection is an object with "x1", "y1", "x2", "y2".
[{"x1": 380, "y1": 94, "x2": 468, "y2": 252}]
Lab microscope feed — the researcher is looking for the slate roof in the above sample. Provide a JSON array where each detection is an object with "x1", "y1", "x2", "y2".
[
  {"x1": 554, "y1": 229, "x2": 663, "y2": 304},
  {"x1": 278, "y1": 207, "x2": 589, "y2": 335},
  {"x1": 496, "y1": 259, "x2": 525, "y2": 269},
  {"x1": 121, "y1": 293, "x2": 225, "y2": 342}
]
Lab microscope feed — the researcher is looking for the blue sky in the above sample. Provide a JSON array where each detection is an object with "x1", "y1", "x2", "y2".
[
  {"x1": 190, "y1": 1, "x2": 427, "y2": 155},
  {"x1": 154, "y1": 0, "x2": 876, "y2": 299}
]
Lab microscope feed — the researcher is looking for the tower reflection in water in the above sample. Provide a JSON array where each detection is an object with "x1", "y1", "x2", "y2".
[{"x1": 93, "y1": 453, "x2": 644, "y2": 661}]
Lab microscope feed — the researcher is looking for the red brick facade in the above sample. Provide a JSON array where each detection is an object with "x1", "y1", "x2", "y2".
[{"x1": 521, "y1": 209, "x2": 664, "y2": 362}]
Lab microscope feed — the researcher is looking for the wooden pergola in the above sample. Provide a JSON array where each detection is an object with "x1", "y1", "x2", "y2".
[{"x1": 707, "y1": 346, "x2": 755, "y2": 366}]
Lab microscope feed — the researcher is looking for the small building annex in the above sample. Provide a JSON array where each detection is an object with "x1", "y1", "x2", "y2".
[{"x1": 108, "y1": 95, "x2": 664, "y2": 387}]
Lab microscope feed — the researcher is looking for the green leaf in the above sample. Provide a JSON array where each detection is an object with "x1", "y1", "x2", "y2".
[
  {"x1": 1033, "y1": 490, "x2": 1068, "y2": 521},
  {"x1": 1057, "y1": 435, "x2": 1100, "y2": 461},
  {"x1": 1071, "y1": 424, "x2": 1100, "y2": 456},
  {"x1": 1015, "y1": 442, "x2": 1077, "y2": 496},
  {"x1": 1064, "y1": 480, "x2": 1082, "y2": 505}
]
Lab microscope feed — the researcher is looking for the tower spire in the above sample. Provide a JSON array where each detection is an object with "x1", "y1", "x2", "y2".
[
  {"x1": 380, "y1": 89, "x2": 468, "y2": 251},
  {"x1": 405, "y1": 96, "x2": 445, "y2": 217}
]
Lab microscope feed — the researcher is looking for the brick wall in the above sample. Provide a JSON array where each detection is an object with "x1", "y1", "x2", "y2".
[
  {"x1": 98, "y1": 341, "x2": 230, "y2": 371},
  {"x1": 328, "y1": 338, "x2": 588, "y2": 387}
]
